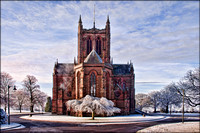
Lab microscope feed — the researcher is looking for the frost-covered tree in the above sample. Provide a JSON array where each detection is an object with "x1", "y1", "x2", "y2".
[
  {"x1": 66, "y1": 95, "x2": 120, "y2": 120},
  {"x1": 45, "y1": 97, "x2": 52, "y2": 112},
  {"x1": 0, "y1": 72, "x2": 15, "y2": 112},
  {"x1": 35, "y1": 89, "x2": 47, "y2": 113},
  {"x1": 13, "y1": 89, "x2": 29, "y2": 113},
  {"x1": 22, "y1": 75, "x2": 40, "y2": 112},
  {"x1": 177, "y1": 68, "x2": 200, "y2": 107},
  {"x1": 159, "y1": 84, "x2": 181, "y2": 113},
  {"x1": 149, "y1": 91, "x2": 161, "y2": 113},
  {"x1": 135, "y1": 93, "x2": 151, "y2": 111}
]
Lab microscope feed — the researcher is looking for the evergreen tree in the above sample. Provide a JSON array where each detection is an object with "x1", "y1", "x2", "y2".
[{"x1": 45, "y1": 97, "x2": 52, "y2": 112}]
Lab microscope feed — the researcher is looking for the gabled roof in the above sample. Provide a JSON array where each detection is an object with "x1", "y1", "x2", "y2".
[
  {"x1": 112, "y1": 64, "x2": 133, "y2": 75},
  {"x1": 84, "y1": 49, "x2": 102, "y2": 64},
  {"x1": 55, "y1": 63, "x2": 74, "y2": 74}
]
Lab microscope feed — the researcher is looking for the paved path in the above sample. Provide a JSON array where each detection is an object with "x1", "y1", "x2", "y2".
[{"x1": 1, "y1": 113, "x2": 199, "y2": 132}]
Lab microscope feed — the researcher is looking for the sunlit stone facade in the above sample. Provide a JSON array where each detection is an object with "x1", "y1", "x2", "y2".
[{"x1": 52, "y1": 15, "x2": 135, "y2": 115}]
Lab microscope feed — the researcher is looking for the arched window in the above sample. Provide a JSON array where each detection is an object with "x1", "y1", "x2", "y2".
[
  {"x1": 90, "y1": 72, "x2": 96, "y2": 96},
  {"x1": 96, "y1": 37, "x2": 101, "y2": 55},
  {"x1": 106, "y1": 72, "x2": 110, "y2": 98},
  {"x1": 87, "y1": 37, "x2": 92, "y2": 55},
  {"x1": 77, "y1": 72, "x2": 81, "y2": 98}
]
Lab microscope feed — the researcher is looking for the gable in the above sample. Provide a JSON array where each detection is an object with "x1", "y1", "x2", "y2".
[{"x1": 84, "y1": 49, "x2": 102, "y2": 64}]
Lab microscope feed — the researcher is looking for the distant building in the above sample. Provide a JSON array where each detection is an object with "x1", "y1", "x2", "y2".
[{"x1": 52, "y1": 15, "x2": 135, "y2": 115}]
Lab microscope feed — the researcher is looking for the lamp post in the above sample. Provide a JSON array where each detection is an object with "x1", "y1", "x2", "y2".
[
  {"x1": 7, "y1": 85, "x2": 17, "y2": 125},
  {"x1": 182, "y1": 88, "x2": 184, "y2": 123}
]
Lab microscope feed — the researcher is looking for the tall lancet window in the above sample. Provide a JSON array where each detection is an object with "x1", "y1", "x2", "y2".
[
  {"x1": 87, "y1": 37, "x2": 92, "y2": 55},
  {"x1": 96, "y1": 37, "x2": 101, "y2": 55},
  {"x1": 90, "y1": 72, "x2": 96, "y2": 96},
  {"x1": 77, "y1": 72, "x2": 81, "y2": 98}
]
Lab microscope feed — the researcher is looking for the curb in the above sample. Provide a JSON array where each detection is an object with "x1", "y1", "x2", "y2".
[
  {"x1": 0, "y1": 124, "x2": 23, "y2": 131},
  {"x1": 20, "y1": 115, "x2": 168, "y2": 125},
  {"x1": 81, "y1": 116, "x2": 168, "y2": 125}
]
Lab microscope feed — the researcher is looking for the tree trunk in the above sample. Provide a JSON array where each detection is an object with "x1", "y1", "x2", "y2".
[
  {"x1": 30, "y1": 105, "x2": 34, "y2": 112},
  {"x1": 154, "y1": 107, "x2": 156, "y2": 113},
  {"x1": 92, "y1": 111, "x2": 95, "y2": 120},
  {"x1": 170, "y1": 104, "x2": 172, "y2": 115},
  {"x1": 166, "y1": 105, "x2": 168, "y2": 113},
  {"x1": 19, "y1": 105, "x2": 22, "y2": 113},
  {"x1": 154, "y1": 101, "x2": 156, "y2": 113},
  {"x1": 4, "y1": 97, "x2": 7, "y2": 112},
  {"x1": 4, "y1": 105, "x2": 6, "y2": 112}
]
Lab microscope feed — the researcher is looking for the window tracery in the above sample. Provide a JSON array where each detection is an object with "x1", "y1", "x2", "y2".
[{"x1": 96, "y1": 37, "x2": 101, "y2": 55}]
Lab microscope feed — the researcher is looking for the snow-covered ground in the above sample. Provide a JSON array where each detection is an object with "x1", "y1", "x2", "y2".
[
  {"x1": 0, "y1": 123, "x2": 25, "y2": 131},
  {"x1": 154, "y1": 113, "x2": 200, "y2": 116},
  {"x1": 20, "y1": 113, "x2": 167, "y2": 125},
  {"x1": 137, "y1": 122, "x2": 200, "y2": 133},
  {"x1": 9, "y1": 109, "x2": 42, "y2": 115}
]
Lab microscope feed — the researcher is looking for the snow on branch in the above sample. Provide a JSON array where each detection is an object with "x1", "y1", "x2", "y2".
[{"x1": 66, "y1": 95, "x2": 120, "y2": 116}]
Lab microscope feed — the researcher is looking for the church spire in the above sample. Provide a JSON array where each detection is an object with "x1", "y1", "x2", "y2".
[
  {"x1": 106, "y1": 15, "x2": 110, "y2": 24},
  {"x1": 93, "y1": 4, "x2": 95, "y2": 28},
  {"x1": 106, "y1": 15, "x2": 110, "y2": 32},
  {"x1": 79, "y1": 15, "x2": 82, "y2": 23}
]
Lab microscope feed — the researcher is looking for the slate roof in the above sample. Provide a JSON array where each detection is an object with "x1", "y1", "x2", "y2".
[
  {"x1": 112, "y1": 64, "x2": 132, "y2": 75},
  {"x1": 55, "y1": 63, "x2": 74, "y2": 74},
  {"x1": 84, "y1": 49, "x2": 102, "y2": 64}
]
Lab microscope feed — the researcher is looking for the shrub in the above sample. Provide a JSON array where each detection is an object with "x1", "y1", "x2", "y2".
[{"x1": 0, "y1": 109, "x2": 7, "y2": 124}]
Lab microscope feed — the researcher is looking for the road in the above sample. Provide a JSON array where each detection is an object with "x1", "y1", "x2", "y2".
[{"x1": 2, "y1": 113, "x2": 200, "y2": 132}]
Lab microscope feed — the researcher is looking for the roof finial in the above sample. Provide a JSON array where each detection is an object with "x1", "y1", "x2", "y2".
[
  {"x1": 56, "y1": 59, "x2": 58, "y2": 65},
  {"x1": 93, "y1": 4, "x2": 95, "y2": 28}
]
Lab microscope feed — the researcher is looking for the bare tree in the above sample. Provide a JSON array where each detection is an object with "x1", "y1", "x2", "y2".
[
  {"x1": 135, "y1": 93, "x2": 151, "y2": 111},
  {"x1": 13, "y1": 89, "x2": 29, "y2": 113},
  {"x1": 66, "y1": 95, "x2": 120, "y2": 120},
  {"x1": 22, "y1": 75, "x2": 40, "y2": 112},
  {"x1": 35, "y1": 89, "x2": 47, "y2": 113},
  {"x1": 177, "y1": 68, "x2": 200, "y2": 107},
  {"x1": 0, "y1": 72, "x2": 15, "y2": 112},
  {"x1": 149, "y1": 91, "x2": 161, "y2": 113}
]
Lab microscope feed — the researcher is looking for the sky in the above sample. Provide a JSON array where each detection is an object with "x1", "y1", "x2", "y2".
[{"x1": 1, "y1": 1, "x2": 199, "y2": 97}]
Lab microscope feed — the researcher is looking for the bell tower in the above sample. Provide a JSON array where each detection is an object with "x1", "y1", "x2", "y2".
[{"x1": 77, "y1": 15, "x2": 111, "y2": 64}]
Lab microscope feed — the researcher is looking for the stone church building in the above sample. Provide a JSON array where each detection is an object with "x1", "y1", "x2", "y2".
[{"x1": 52, "y1": 15, "x2": 135, "y2": 115}]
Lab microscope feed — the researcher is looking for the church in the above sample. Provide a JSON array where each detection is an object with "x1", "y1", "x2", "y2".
[{"x1": 52, "y1": 15, "x2": 135, "y2": 115}]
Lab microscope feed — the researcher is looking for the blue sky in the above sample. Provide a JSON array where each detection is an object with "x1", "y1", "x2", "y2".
[{"x1": 1, "y1": 1, "x2": 199, "y2": 97}]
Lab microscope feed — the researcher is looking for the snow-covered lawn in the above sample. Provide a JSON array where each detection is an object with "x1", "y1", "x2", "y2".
[
  {"x1": 20, "y1": 113, "x2": 166, "y2": 124},
  {"x1": 154, "y1": 113, "x2": 200, "y2": 117},
  {"x1": 137, "y1": 122, "x2": 200, "y2": 133},
  {"x1": 10, "y1": 109, "x2": 41, "y2": 115},
  {"x1": 0, "y1": 123, "x2": 25, "y2": 130}
]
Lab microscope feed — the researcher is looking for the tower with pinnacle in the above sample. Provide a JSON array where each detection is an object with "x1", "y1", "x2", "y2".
[{"x1": 52, "y1": 13, "x2": 135, "y2": 116}]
